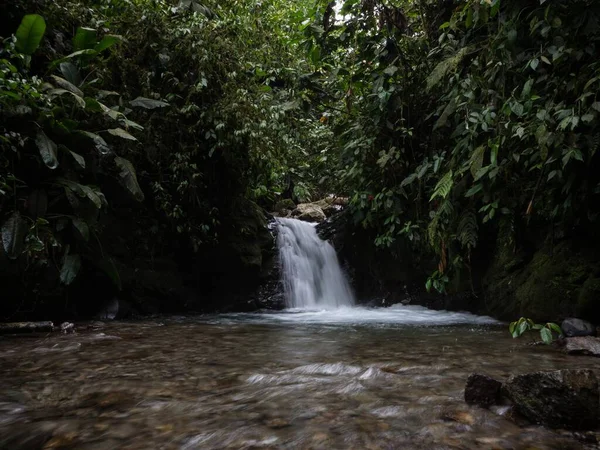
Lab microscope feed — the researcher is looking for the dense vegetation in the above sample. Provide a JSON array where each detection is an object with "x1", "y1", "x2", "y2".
[{"x1": 1, "y1": 0, "x2": 599, "y2": 321}]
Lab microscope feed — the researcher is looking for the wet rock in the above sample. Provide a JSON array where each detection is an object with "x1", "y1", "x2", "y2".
[
  {"x1": 0, "y1": 321, "x2": 54, "y2": 334},
  {"x1": 562, "y1": 318, "x2": 596, "y2": 337},
  {"x1": 565, "y1": 336, "x2": 600, "y2": 357},
  {"x1": 464, "y1": 373, "x2": 502, "y2": 407},
  {"x1": 60, "y1": 322, "x2": 75, "y2": 334},
  {"x1": 96, "y1": 298, "x2": 120, "y2": 320},
  {"x1": 292, "y1": 203, "x2": 326, "y2": 222},
  {"x1": 504, "y1": 369, "x2": 599, "y2": 430}
]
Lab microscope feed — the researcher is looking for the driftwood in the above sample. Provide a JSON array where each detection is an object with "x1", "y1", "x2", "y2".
[{"x1": 0, "y1": 321, "x2": 54, "y2": 334}]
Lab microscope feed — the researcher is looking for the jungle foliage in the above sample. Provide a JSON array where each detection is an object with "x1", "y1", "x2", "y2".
[
  {"x1": 1, "y1": 0, "x2": 599, "y2": 316},
  {"x1": 305, "y1": 0, "x2": 600, "y2": 293}
]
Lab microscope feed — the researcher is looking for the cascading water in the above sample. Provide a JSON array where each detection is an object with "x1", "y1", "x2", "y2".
[{"x1": 277, "y1": 218, "x2": 355, "y2": 309}]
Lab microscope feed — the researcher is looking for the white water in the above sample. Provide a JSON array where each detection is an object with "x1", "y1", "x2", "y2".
[{"x1": 277, "y1": 218, "x2": 355, "y2": 309}]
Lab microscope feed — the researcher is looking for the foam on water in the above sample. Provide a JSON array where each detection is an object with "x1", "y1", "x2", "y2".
[{"x1": 213, "y1": 304, "x2": 500, "y2": 326}]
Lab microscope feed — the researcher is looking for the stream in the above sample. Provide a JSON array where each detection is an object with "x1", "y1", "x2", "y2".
[{"x1": 1, "y1": 306, "x2": 599, "y2": 449}]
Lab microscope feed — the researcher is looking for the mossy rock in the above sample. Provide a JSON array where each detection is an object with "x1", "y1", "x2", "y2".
[{"x1": 484, "y1": 238, "x2": 600, "y2": 323}]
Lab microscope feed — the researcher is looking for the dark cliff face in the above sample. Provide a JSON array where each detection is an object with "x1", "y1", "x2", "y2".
[{"x1": 0, "y1": 196, "x2": 277, "y2": 321}]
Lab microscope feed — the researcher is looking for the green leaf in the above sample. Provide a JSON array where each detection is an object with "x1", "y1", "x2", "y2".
[
  {"x1": 1, "y1": 212, "x2": 27, "y2": 259},
  {"x1": 50, "y1": 75, "x2": 84, "y2": 97},
  {"x1": 35, "y1": 131, "x2": 59, "y2": 169},
  {"x1": 73, "y1": 27, "x2": 97, "y2": 51},
  {"x1": 107, "y1": 128, "x2": 137, "y2": 141},
  {"x1": 540, "y1": 327, "x2": 552, "y2": 345},
  {"x1": 530, "y1": 58, "x2": 540, "y2": 71},
  {"x1": 430, "y1": 170, "x2": 454, "y2": 201},
  {"x1": 465, "y1": 183, "x2": 483, "y2": 197},
  {"x1": 511, "y1": 102, "x2": 524, "y2": 117},
  {"x1": 114, "y1": 156, "x2": 145, "y2": 201},
  {"x1": 59, "y1": 62, "x2": 82, "y2": 86},
  {"x1": 60, "y1": 253, "x2": 82, "y2": 285},
  {"x1": 72, "y1": 218, "x2": 89, "y2": 241},
  {"x1": 548, "y1": 323, "x2": 562, "y2": 334},
  {"x1": 56, "y1": 179, "x2": 103, "y2": 209},
  {"x1": 129, "y1": 97, "x2": 169, "y2": 109},
  {"x1": 425, "y1": 278, "x2": 432, "y2": 292},
  {"x1": 15, "y1": 14, "x2": 46, "y2": 55},
  {"x1": 69, "y1": 151, "x2": 86, "y2": 168},
  {"x1": 78, "y1": 131, "x2": 111, "y2": 155},
  {"x1": 517, "y1": 320, "x2": 529, "y2": 336},
  {"x1": 509, "y1": 322, "x2": 516, "y2": 334},
  {"x1": 94, "y1": 35, "x2": 123, "y2": 53}
]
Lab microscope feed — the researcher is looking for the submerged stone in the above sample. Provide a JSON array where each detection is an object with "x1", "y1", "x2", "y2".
[
  {"x1": 504, "y1": 369, "x2": 599, "y2": 430},
  {"x1": 565, "y1": 336, "x2": 600, "y2": 357}
]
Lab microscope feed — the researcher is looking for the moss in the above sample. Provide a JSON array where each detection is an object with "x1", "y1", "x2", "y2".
[{"x1": 484, "y1": 236, "x2": 600, "y2": 323}]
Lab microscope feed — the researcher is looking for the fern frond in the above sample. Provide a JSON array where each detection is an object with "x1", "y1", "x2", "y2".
[
  {"x1": 457, "y1": 209, "x2": 478, "y2": 249},
  {"x1": 430, "y1": 170, "x2": 454, "y2": 201},
  {"x1": 438, "y1": 198, "x2": 455, "y2": 219}
]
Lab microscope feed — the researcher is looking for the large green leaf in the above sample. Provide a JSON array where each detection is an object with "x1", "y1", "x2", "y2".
[
  {"x1": 115, "y1": 156, "x2": 145, "y2": 201},
  {"x1": 35, "y1": 131, "x2": 59, "y2": 169},
  {"x1": 108, "y1": 128, "x2": 137, "y2": 141},
  {"x1": 72, "y1": 218, "x2": 89, "y2": 241},
  {"x1": 73, "y1": 27, "x2": 97, "y2": 51},
  {"x1": 1, "y1": 212, "x2": 27, "y2": 259},
  {"x1": 69, "y1": 150, "x2": 86, "y2": 168},
  {"x1": 540, "y1": 327, "x2": 553, "y2": 345},
  {"x1": 51, "y1": 75, "x2": 84, "y2": 97},
  {"x1": 15, "y1": 14, "x2": 46, "y2": 55},
  {"x1": 95, "y1": 35, "x2": 123, "y2": 53},
  {"x1": 78, "y1": 131, "x2": 111, "y2": 154},
  {"x1": 60, "y1": 253, "x2": 82, "y2": 285},
  {"x1": 59, "y1": 62, "x2": 82, "y2": 86},
  {"x1": 130, "y1": 97, "x2": 169, "y2": 109}
]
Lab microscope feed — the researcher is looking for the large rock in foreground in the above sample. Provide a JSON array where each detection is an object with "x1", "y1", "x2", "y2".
[
  {"x1": 565, "y1": 336, "x2": 600, "y2": 357},
  {"x1": 505, "y1": 369, "x2": 599, "y2": 430}
]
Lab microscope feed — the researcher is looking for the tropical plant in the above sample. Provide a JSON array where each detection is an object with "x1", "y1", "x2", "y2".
[{"x1": 509, "y1": 317, "x2": 563, "y2": 345}]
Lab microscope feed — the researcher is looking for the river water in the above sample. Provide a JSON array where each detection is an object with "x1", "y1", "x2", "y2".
[{"x1": 1, "y1": 306, "x2": 599, "y2": 449}]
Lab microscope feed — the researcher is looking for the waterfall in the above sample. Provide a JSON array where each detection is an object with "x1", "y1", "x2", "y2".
[{"x1": 277, "y1": 218, "x2": 355, "y2": 309}]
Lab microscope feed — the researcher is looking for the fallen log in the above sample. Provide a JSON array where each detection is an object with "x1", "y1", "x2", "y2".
[{"x1": 0, "y1": 321, "x2": 54, "y2": 334}]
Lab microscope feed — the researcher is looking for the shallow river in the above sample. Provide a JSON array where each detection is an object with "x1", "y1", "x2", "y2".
[{"x1": 1, "y1": 305, "x2": 598, "y2": 449}]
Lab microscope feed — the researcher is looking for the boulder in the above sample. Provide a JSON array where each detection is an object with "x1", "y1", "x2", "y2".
[
  {"x1": 565, "y1": 336, "x2": 600, "y2": 357},
  {"x1": 292, "y1": 203, "x2": 326, "y2": 222},
  {"x1": 464, "y1": 373, "x2": 502, "y2": 407},
  {"x1": 562, "y1": 318, "x2": 596, "y2": 337},
  {"x1": 274, "y1": 199, "x2": 296, "y2": 214},
  {"x1": 504, "y1": 369, "x2": 599, "y2": 430}
]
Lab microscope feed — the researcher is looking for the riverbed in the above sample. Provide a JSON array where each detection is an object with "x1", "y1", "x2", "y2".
[{"x1": 1, "y1": 305, "x2": 598, "y2": 449}]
